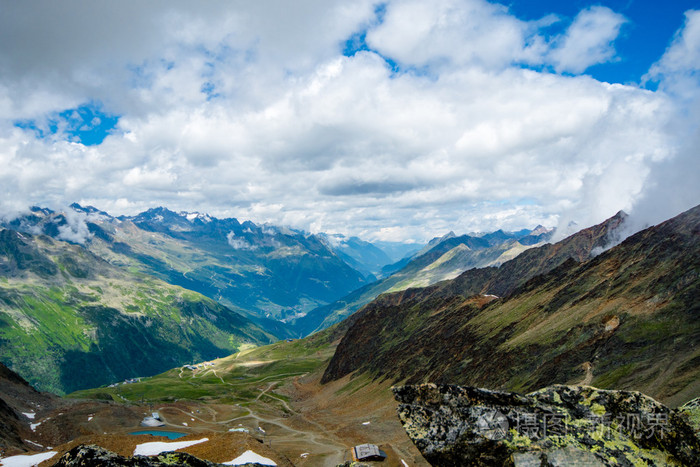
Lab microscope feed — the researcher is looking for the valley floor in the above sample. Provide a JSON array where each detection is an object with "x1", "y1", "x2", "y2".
[{"x1": 20, "y1": 337, "x2": 426, "y2": 466}]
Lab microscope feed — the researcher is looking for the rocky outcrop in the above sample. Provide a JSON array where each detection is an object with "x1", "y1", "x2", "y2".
[
  {"x1": 51, "y1": 444, "x2": 217, "y2": 466},
  {"x1": 51, "y1": 444, "x2": 268, "y2": 467},
  {"x1": 393, "y1": 384, "x2": 700, "y2": 466}
]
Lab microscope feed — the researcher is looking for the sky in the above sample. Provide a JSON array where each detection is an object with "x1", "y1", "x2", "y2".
[{"x1": 0, "y1": 0, "x2": 698, "y2": 242}]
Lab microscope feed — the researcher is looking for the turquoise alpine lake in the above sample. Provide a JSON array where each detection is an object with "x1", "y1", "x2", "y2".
[{"x1": 129, "y1": 430, "x2": 188, "y2": 439}]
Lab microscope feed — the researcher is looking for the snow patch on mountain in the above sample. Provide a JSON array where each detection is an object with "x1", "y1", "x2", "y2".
[{"x1": 181, "y1": 211, "x2": 212, "y2": 223}]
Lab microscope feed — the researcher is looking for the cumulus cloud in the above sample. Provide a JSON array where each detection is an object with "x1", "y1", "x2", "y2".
[
  {"x1": 365, "y1": 0, "x2": 543, "y2": 70},
  {"x1": 549, "y1": 6, "x2": 627, "y2": 74},
  {"x1": 0, "y1": 1, "x2": 697, "y2": 243}
]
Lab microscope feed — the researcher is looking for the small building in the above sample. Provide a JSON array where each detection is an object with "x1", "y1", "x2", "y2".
[{"x1": 352, "y1": 444, "x2": 386, "y2": 462}]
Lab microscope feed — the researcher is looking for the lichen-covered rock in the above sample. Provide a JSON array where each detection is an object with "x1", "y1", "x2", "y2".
[
  {"x1": 50, "y1": 444, "x2": 266, "y2": 467},
  {"x1": 393, "y1": 384, "x2": 700, "y2": 466},
  {"x1": 679, "y1": 397, "x2": 700, "y2": 436}
]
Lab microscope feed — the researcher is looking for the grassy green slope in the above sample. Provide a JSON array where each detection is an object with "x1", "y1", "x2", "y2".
[
  {"x1": 68, "y1": 329, "x2": 337, "y2": 405},
  {"x1": 0, "y1": 229, "x2": 275, "y2": 395}
]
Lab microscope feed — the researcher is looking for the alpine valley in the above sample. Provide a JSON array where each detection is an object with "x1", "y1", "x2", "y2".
[{"x1": 0, "y1": 204, "x2": 699, "y2": 466}]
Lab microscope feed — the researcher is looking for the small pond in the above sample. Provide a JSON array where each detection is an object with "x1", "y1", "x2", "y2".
[{"x1": 129, "y1": 430, "x2": 188, "y2": 439}]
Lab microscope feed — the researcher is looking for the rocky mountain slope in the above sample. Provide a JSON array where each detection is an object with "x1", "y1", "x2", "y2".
[
  {"x1": 0, "y1": 361, "x2": 146, "y2": 457},
  {"x1": 322, "y1": 206, "x2": 699, "y2": 407},
  {"x1": 0, "y1": 361, "x2": 51, "y2": 453},
  {"x1": 292, "y1": 226, "x2": 553, "y2": 335},
  {"x1": 0, "y1": 228, "x2": 274, "y2": 394}
]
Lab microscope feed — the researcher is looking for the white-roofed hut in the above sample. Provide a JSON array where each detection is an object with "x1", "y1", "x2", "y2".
[{"x1": 352, "y1": 444, "x2": 386, "y2": 462}]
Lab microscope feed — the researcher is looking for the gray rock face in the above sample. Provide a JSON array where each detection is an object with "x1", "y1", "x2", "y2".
[
  {"x1": 393, "y1": 384, "x2": 700, "y2": 466},
  {"x1": 50, "y1": 444, "x2": 266, "y2": 467}
]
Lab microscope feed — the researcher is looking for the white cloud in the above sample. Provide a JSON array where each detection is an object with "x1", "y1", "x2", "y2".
[
  {"x1": 57, "y1": 209, "x2": 93, "y2": 244},
  {"x1": 0, "y1": 1, "x2": 697, "y2": 242},
  {"x1": 627, "y1": 10, "x2": 700, "y2": 229},
  {"x1": 227, "y1": 231, "x2": 256, "y2": 250},
  {"x1": 646, "y1": 10, "x2": 700, "y2": 99},
  {"x1": 548, "y1": 6, "x2": 627, "y2": 74},
  {"x1": 366, "y1": 0, "x2": 542, "y2": 70}
]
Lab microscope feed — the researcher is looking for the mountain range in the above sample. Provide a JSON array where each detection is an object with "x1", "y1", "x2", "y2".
[
  {"x1": 0, "y1": 203, "x2": 561, "y2": 393},
  {"x1": 9, "y1": 205, "x2": 369, "y2": 327},
  {"x1": 292, "y1": 224, "x2": 553, "y2": 335}
]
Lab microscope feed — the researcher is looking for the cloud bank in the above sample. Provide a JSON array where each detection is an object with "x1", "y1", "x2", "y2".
[{"x1": 0, "y1": 1, "x2": 698, "y2": 242}]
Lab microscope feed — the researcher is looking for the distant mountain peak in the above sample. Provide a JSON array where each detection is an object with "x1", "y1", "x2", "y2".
[
  {"x1": 69, "y1": 203, "x2": 111, "y2": 218},
  {"x1": 143, "y1": 206, "x2": 178, "y2": 216},
  {"x1": 69, "y1": 202, "x2": 91, "y2": 212},
  {"x1": 131, "y1": 206, "x2": 185, "y2": 224},
  {"x1": 424, "y1": 231, "x2": 456, "y2": 248},
  {"x1": 530, "y1": 225, "x2": 549, "y2": 235},
  {"x1": 29, "y1": 206, "x2": 54, "y2": 215},
  {"x1": 613, "y1": 210, "x2": 628, "y2": 221}
]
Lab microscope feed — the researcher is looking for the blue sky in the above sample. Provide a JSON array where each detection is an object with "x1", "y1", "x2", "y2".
[
  {"x1": 344, "y1": 0, "x2": 698, "y2": 85},
  {"x1": 0, "y1": 0, "x2": 698, "y2": 241},
  {"x1": 508, "y1": 0, "x2": 700, "y2": 85},
  {"x1": 14, "y1": 102, "x2": 118, "y2": 146}
]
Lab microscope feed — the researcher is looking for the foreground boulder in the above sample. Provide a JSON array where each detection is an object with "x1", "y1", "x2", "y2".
[
  {"x1": 393, "y1": 384, "x2": 700, "y2": 466},
  {"x1": 51, "y1": 444, "x2": 266, "y2": 467}
]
